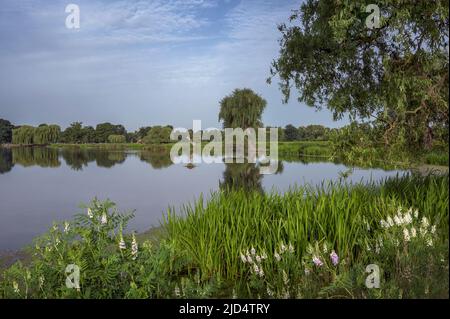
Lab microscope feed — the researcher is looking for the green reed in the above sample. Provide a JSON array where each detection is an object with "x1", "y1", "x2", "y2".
[{"x1": 165, "y1": 174, "x2": 449, "y2": 280}]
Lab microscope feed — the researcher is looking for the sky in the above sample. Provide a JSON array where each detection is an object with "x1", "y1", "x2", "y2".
[{"x1": 0, "y1": 0, "x2": 347, "y2": 131}]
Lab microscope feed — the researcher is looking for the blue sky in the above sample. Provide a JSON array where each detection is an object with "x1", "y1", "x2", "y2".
[{"x1": 0, "y1": 0, "x2": 347, "y2": 131}]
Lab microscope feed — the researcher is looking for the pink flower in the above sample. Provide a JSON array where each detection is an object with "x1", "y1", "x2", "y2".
[
  {"x1": 330, "y1": 250, "x2": 339, "y2": 266},
  {"x1": 312, "y1": 256, "x2": 323, "y2": 267}
]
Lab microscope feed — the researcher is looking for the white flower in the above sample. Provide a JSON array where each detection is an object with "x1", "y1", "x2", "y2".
[
  {"x1": 64, "y1": 222, "x2": 70, "y2": 233},
  {"x1": 394, "y1": 215, "x2": 402, "y2": 225},
  {"x1": 378, "y1": 237, "x2": 384, "y2": 248},
  {"x1": 267, "y1": 287, "x2": 274, "y2": 297},
  {"x1": 304, "y1": 268, "x2": 310, "y2": 276},
  {"x1": 403, "y1": 213, "x2": 412, "y2": 225},
  {"x1": 288, "y1": 243, "x2": 295, "y2": 253},
  {"x1": 419, "y1": 227, "x2": 428, "y2": 237},
  {"x1": 282, "y1": 270, "x2": 289, "y2": 285},
  {"x1": 87, "y1": 208, "x2": 93, "y2": 218},
  {"x1": 431, "y1": 225, "x2": 437, "y2": 234},
  {"x1": 414, "y1": 209, "x2": 419, "y2": 219},
  {"x1": 403, "y1": 228, "x2": 410, "y2": 242},
  {"x1": 240, "y1": 253, "x2": 247, "y2": 263},
  {"x1": 380, "y1": 220, "x2": 388, "y2": 228},
  {"x1": 261, "y1": 252, "x2": 268, "y2": 260},
  {"x1": 253, "y1": 264, "x2": 259, "y2": 274},
  {"x1": 101, "y1": 213, "x2": 107, "y2": 225},
  {"x1": 247, "y1": 255, "x2": 253, "y2": 264},
  {"x1": 426, "y1": 238, "x2": 433, "y2": 247},
  {"x1": 322, "y1": 242, "x2": 328, "y2": 254},
  {"x1": 274, "y1": 251, "x2": 281, "y2": 262},
  {"x1": 410, "y1": 227, "x2": 417, "y2": 238},
  {"x1": 174, "y1": 286, "x2": 181, "y2": 297},
  {"x1": 250, "y1": 247, "x2": 256, "y2": 255},
  {"x1": 119, "y1": 237, "x2": 126, "y2": 250},
  {"x1": 131, "y1": 233, "x2": 138, "y2": 260},
  {"x1": 280, "y1": 243, "x2": 287, "y2": 253},
  {"x1": 258, "y1": 267, "x2": 264, "y2": 277},
  {"x1": 421, "y1": 217, "x2": 429, "y2": 228},
  {"x1": 13, "y1": 281, "x2": 19, "y2": 294},
  {"x1": 387, "y1": 216, "x2": 394, "y2": 227},
  {"x1": 39, "y1": 276, "x2": 45, "y2": 289},
  {"x1": 256, "y1": 255, "x2": 262, "y2": 263}
]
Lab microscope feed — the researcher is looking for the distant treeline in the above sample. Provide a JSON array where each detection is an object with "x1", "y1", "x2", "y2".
[{"x1": 0, "y1": 118, "x2": 335, "y2": 145}]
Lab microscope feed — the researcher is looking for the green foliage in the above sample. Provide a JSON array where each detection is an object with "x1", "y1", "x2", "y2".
[
  {"x1": 95, "y1": 123, "x2": 126, "y2": 143},
  {"x1": 143, "y1": 126, "x2": 172, "y2": 144},
  {"x1": 283, "y1": 124, "x2": 298, "y2": 141},
  {"x1": 270, "y1": 0, "x2": 449, "y2": 152},
  {"x1": 33, "y1": 125, "x2": 61, "y2": 145},
  {"x1": 10, "y1": 125, "x2": 60, "y2": 145},
  {"x1": 298, "y1": 125, "x2": 333, "y2": 141},
  {"x1": 0, "y1": 199, "x2": 220, "y2": 299},
  {"x1": 12, "y1": 126, "x2": 36, "y2": 145},
  {"x1": 61, "y1": 122, "x2": 85, "y2": 144},
  {"x1": 135, "y1": 127, "x2": 152, "y2": 141},
  {"x1": 60, "y1": 123, "x2": 128, "y2": 144},
  {"x1": 330, "y1": 122, "x2": 449, "y2": 166},
  {"x1": 0, "y1": 119, "x2": 14, "y2": 144},
  {"x1": 219, "y1": 88, "x2": 267, "y2": 129},
  {"x1": 424, "y1": 151, "x2": 449, "y2": 166},
  {"x1": 278, "y1": 141, "x2": 332, "y2": 157},
  {"x1": 107, "y1": 135, "x2": 126, "y2": 144}
]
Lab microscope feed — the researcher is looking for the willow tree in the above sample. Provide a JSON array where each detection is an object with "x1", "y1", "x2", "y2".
[
  {"x1": 218, "y1": 88, "x2": 267, "y2": 129},
  {"x1": 12, "y1": 126, "x2": 36, "y2": 145},
  {"x1": 269, "y1": 0, "x2": 449, "y2": 152},
  {"x1": 34, "y1": 125, "x2": 61, "y2": 145}
]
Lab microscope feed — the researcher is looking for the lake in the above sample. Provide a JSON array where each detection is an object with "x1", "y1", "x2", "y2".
[{"x1": 0, "y1": 146, "x2": 407, "y2": 250}]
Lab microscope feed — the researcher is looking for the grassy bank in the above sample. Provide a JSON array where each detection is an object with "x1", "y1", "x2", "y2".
[{"x1": 1, "y1": 173, "x2": 448, "y2": 299}]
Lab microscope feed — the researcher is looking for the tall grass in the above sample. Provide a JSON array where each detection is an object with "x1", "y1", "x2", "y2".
[{"x1": 165, "y1": 174, "x2": 449, "y2": 280}]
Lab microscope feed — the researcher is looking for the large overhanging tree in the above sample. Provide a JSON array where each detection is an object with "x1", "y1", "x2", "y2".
[{"x1": 269, "y1": 0, "x2": 449, "y2": 151}]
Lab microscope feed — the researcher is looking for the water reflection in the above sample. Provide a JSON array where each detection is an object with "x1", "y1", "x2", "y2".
[
  {"x1": 220, "y1": 162, "x2": 284, "y2": 193},
  {"x1": 139, "y1": 150, "x2": 173, "y2": 169},
  {"x1": 0, "y1": 148, "x2": 14, "y2": 174},
  {"x1": 0, "y1": 146, "x2": 349, "y2": 176},
  {"x1": 12, "y1": 147, "x2": 61, "y2": 168},
  {"x1": 60, "y1": 148, "x2": 95, "y2": 170}
]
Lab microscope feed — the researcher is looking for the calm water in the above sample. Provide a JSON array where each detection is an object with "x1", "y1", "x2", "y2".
[{"x1": 0, "y1": 147, "x2": 407, "y2": 250}]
